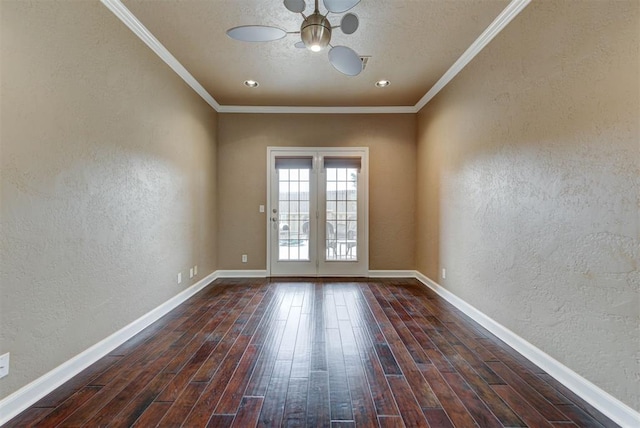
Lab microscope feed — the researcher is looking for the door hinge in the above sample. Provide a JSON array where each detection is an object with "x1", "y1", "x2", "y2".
[{"x1": 316, "y1": 211, "x2": 319, "y2": 219}]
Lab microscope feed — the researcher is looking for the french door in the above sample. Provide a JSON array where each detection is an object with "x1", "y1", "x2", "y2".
[{"x1": 267, "y1": 147, "x2": 368, "y2": 276}]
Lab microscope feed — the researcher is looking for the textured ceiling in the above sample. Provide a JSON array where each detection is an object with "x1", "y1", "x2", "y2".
[{"x1": 121, "y1": 0, "x2": 510, "y2": 107}]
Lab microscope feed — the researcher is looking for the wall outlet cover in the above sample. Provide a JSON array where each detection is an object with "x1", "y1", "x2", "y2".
[{"x1": 0, "y1": 353, "x2": 9, "y2": 378}]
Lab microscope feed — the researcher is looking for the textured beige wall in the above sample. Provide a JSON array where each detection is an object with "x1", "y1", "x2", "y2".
[
  {"x1": 0, "y1": 1, "x2": 218, "y2": 399},
  {"x1": 416, "y1": 0, "x2": 639, "y2": 409},
  {"x1": 217, "y1": 114, "x2": 416, "y2": 271}
]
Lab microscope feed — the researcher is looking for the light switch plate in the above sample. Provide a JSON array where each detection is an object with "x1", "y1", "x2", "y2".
[{"x1": 259, "y1": 205, "x2": 265, "y2": 213}]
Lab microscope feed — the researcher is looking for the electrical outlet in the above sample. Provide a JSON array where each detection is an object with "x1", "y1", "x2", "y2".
[
  {"x1": 177, "y1": 272, "x2": 182, "y2": 284},
  {"x1": 242, "y1": 254, "x2": 248, "y2": 263},
  {"x1": 442, "y1": 268, "x2": 446, "y2": 279},
  {"x1": 189, "y1": 268, "x2": 194, "y2": 278},
  {"x1": 0, "y1": 353, "x2": 9, "y2": 378},
  {"x1": 194, "y1": 265, "x2": 198, "y2": 275}
]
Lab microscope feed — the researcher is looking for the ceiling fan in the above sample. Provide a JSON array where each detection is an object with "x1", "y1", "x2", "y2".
[{"x1": 226, "y1": 0, "x2": 364, "y2": 76}]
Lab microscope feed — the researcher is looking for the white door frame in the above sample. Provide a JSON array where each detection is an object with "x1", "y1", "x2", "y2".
[{"x1": 266, "y1": 146, "x2": 369, "y2": 277}]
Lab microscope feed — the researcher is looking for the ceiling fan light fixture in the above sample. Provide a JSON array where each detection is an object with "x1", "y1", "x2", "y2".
[
  {"x1": 244, "y1": 79, "x2": 259, "y2": 88},
  {"x1": 301, "y1": 12, "x2": 332, "y2": 52},
  {"x1": 375, "y1": 79, "x2": 390, "y2": 88}
]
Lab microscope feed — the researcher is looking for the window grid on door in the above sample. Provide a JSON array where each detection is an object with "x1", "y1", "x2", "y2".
[
  {"x1": 325, "y1": 167, "x2": 358, "y2": 261},
  {"x1": 278, "y1": 168, "x2": 310, "y2": 261}
]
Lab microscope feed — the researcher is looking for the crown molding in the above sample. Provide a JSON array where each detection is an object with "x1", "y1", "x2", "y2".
[
  {"x1": 218, "y1": 105, "x2": 417, "y2": 114},
  {"x1": 414, "y1": 0, "x2": 531, "y2": 111},
  {"x1": 102, "y1": 0, "x2": 530, "y2": 115},
  {"x1": 100, "y1": 0, "x2": 221, "y2": 111}
]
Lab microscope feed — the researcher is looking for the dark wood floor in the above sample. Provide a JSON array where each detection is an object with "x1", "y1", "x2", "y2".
[{"x1": 7, "y1": 278, "x2": 617, "y2": 427}]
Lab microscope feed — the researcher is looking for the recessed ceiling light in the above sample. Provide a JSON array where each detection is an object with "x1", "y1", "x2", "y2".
[
  {"x1": 244, "y1": 80, "x2": 259, "y2": 88},
  {"x1": 375, "y1": 80, "x2": 390, "y2": 88}
]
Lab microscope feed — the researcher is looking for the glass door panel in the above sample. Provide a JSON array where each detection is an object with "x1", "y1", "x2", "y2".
[
  {"x1": 325, "y1": 166, "x2": 358, "y2": 261},
  {"x1": 277, "y1": 168, "x2": 310, "y2": 261}
]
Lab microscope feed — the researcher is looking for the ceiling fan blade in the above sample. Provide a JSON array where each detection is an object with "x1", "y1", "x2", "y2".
[
  {"x1": 328, "y1": 46, "x2": 363, "y2": 76},
  {"x1": 226, "y1": 25, "x2": 287, "y2": 42},
  {"x1": 323, "y1": 0, "x2": 360, "y2": 13},
  {"x1": 340, "y1": 13, "x2": 359, "y2": 35},
  {"x1": 294, "y1": 41, "x2": 306, "y2": 48},
  {"x1": 284, "y1": 0, "x2": 306, "y2": 13}
]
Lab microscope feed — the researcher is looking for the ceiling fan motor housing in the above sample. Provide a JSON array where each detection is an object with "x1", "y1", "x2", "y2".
[{"x1": 301, "y1": 13, "x2": 332, "y2": 51}]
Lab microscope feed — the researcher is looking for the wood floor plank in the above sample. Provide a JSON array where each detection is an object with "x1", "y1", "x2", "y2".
[
  {"x1": 191, "y1": 289, "x2": 264, "y2": 383},
  {"x1": 183, "y1": 335, "x2": 253, "y2": 425},
  {"x1": 2, "y1": 407, "x2": 52, "y2": 428},
  {"x1": 257, "y1": 359, "x2": 292, "y2": 427},
  {"x1": 447, "y1": 352, "x2": 526, "y2": 427},
  {"x1": 108, "y1": 372, "x2": 175, "y2": 428},
  {"x1": 206, "y1": 414, "x2": 235, "y2": 428},
  {"x1": 307, "y1": 370, "x2": 331, "y2": 428},
  {"x1": 131, "y1": 401, "x2": 172, "y2": 427},
  {"x1": 386, "y1": 375, "x2": 430, "y2": 427},
  {"x1": 352, "y1": 326, "x2": 400, "y2": 416},
  {"x1": 157, "y1": 381, "x2": 207, "y2": 426},
  {"x1": 538, "y1": 373, "x2": 620, "y2": 428},
  {"x1": 363, "y1": 284, "x2": 441, "y2": 409},
  {"x1": 441, "y1": 370, "x2": 502, "y2": 427},
  {"x1": 492, "y1": 384, "x2": 555, "y2": 428},
  {"x1": 391, "y1": 292, "x2": 456, "y2": 373},
  {"x1": 487, "y1": 360, "x2": 571, "y2": 422},
  {"x1": 160, "y1": 290, "x2": 246, "y2": 376},
  {"x1": 214, "y1": 344, "x2": 261, "y2": 414},
  {"x1": 338, "y1": 315, "x2": 377, "y2": 428},
  {"x1": 282, "y1": 377, "x2": 309, "y2": 426},
  {"x1": 245, "y1": 319, "x2": 287, "y2": 396},
  {"x1": 230, "y1": 396, "x2": 264, "y2": 428},
  {"x1": 423, "y1": 408, "x2": 455, "y2": 427},
  {"x1": 25, "y1": 386, "x2": 101, "y2": 427},
  {"x1": 480, "y1": 338, "x2": 575, "y2": 406},
  {"x1": 326, "y1": 327, "x2": 354, "y2": 421},
  {"x1": 556, "y1": 404, "x2": 608, "y2": 428},
  {"x1": 377, "y1": 415, "x2": 406, "y2": 427},
  {"x1": 30, "y1": 355, "x2": 120, "y2": 408},
  {"x1": 6, "y1": 278, "x2": 619, "y2": 428},
  {"x1": 418, "y1": 364, "x2": 478, "y2": 427},
  {"x1": 58, "y1": 329, "x2": 186, "y2": 426},
  {"x1": 290, "y1": 311, "x2": 312, "y2": 378}
]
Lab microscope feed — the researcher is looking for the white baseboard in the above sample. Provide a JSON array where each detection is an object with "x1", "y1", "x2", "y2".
[
  {"x1": 414, "y1": 271, "x2": 640, "y2": 428},
  {"x1": 216, "y1": 270, "x2": 268, "y2": 278},
  {"x1": 0, "y1": 270, "x2": 219, "y2": 426},
  {"x1": 3, "y1": 270, "x2": 637, "y2": 427},
  {"x1": 368, "y1": 270, "x2": 416, "y2": 278}
]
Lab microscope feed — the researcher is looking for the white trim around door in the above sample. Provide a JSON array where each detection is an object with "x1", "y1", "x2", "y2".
[{"x1": 266, "y1": 147, "x2": 369, "y2": 277}]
